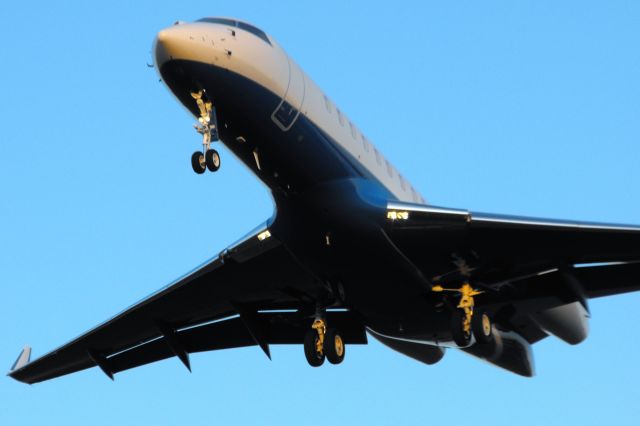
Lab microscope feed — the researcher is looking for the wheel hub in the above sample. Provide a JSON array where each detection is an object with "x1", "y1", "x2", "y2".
[
  {"x1": 334, "y1": 335, "x2": 344, "y2": 357},
  {"x1": 482, "y1": 313, "x2": 491, "y2": 336}
]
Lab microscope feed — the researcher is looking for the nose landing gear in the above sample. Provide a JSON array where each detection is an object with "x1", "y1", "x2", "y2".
[
  {"x1": 190, "y1": 89, "x2": 221, "y2": 174},
  {"x1": 433, "y1": 283, "x2": 494, "y2": 347}
]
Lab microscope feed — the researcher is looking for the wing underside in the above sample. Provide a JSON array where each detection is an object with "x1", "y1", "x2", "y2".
[
  {"x1": 384, "y1": 201, "x2": 640, "y2": 342},
  {"x1": 10, "y1": 201, "x2": 640, "y2": 382},
  {"x1": 385, "y1": 201, "x2": 640, "y2": 296},
  {"x1": 9, "y1": 223, "x2": 366, "y2": 384}
]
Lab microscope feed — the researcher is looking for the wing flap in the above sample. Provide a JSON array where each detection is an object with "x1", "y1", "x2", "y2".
[
  {"x1": 100, "y1": 311, "x2": 368, "y2": 377},
  {"x1": 574, "y1": 262, "x2": 640, "y2": 298},
  {"x1": 108, "y1": 317, "x2": 255, "y2": 375}
]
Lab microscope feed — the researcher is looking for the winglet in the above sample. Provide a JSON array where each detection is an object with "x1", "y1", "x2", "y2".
[{"x1": 9, "y1": 346, "x2": 32, "y2": 373}]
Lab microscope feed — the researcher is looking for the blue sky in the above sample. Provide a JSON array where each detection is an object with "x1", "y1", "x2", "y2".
[{"x1": 2, "y1": 1, "x2": 639, "y2": 425}]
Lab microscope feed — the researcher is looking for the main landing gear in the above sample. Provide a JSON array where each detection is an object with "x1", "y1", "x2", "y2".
[
  {"x1": 433, "y1": 282, "x2": 494, "y2": 347},
  {"x1": 190, "y1": 89, "x2": 221, "y2": 174},
  {"x1": 303, "y1": 318, "x2": 346, "y2": 367}
]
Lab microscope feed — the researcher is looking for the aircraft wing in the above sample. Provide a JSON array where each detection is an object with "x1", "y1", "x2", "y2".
[
  {"x1": 384, "y1": 201, "x2": 640, "y2": 341},
  {"x1": 8, "y1": 223, "x2": 366, "y2": 384}
]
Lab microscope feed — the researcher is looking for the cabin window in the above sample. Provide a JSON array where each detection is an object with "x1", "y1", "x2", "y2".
[
  {"x1": 362, "y1": 136, "x2": 370, "y2": 152},
  {"x1": 323, "y1": 95, "x2": 332, "y2": 113},
  {"x1": 337, "y1": 109, "x2": 344, "y2": 126},
  {"x1": 349, "y1": 122, "x2": 357, "y2": 139},
  {"x1": 374, "y1": 148, "x2": 381, "y2": 165},
  {"x1": 386, "y1": 160, "x2": 394, "y2": 178}
]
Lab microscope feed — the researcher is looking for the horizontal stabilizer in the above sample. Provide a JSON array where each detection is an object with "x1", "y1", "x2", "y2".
[{"x1": 9, "y1": 346, "x2": 32, "y2": 373}]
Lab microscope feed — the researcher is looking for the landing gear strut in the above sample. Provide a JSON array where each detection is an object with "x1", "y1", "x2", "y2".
[
  {"x1": 433, "y1": 282, "x2": 493, "y2": 347},
  {"x1": 304, "y1": 319, "x2": 326, "y2": 367},
  {"x1": 190, "y1": 89, "x2": 221, "y2": 174},
  {"x1": 303, "y1": 317, "x2": 345, "y2": 367}
]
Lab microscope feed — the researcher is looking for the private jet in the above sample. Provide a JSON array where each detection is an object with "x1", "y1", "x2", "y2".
[{"x1": 9, "y1": 17, "x2": 640, "y2": 383}]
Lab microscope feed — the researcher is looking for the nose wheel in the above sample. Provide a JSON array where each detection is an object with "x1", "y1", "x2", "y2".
[
  {"x1": 205, "y1": 149, "x2": 221, "y2": 172},
  {"x1": 190, "y1": 89, "x2": 221, "y2": 174},
  {"x1": 303, "y1": 318, "x2": 346, "y2": 367},
  {"x1": 191, "y1": 149, "x2": 221, "y2": 174},
  {"x1": 191, "y1": 151, "x2": 206, "y2": 174}
]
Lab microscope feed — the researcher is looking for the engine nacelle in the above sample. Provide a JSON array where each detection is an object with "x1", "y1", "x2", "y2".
[
  {"x1": 367, "y1": 328, "x2": 445, "y2": 365},
  {"x1": 462, "y1": 327, "x2": 535, "y2": 377},
  {"x1": 532, "y1": 301, "x2": 590, "y2": 345}
]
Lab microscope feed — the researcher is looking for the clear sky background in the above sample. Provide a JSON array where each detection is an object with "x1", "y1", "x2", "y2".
[{"x1": 2, "y1": 1, "x2": 639, "y2": 425}]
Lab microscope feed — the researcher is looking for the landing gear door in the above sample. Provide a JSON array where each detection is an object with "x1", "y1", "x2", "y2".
[{"x1": 271, "y1": 57, "x2": 306, "y2": 131}]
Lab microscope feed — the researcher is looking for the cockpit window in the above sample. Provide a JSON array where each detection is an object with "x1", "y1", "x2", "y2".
[
  {"x1": 197, "y1": 18, "x2": 271, "y2": 45},
  {"x1": 237, "y1": 22, "x2": 271, "y2": 45},
  {"x1": 197, "y1": 17, "x2": 236, "y2": 27}
]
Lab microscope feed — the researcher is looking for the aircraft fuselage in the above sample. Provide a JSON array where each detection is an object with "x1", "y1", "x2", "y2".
[{"x1": 155, "y1": 20, "x2": 440, "y2": 339}]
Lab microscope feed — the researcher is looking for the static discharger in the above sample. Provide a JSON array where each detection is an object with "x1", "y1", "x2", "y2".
[{"x1": 387, "y1": 210, "x2": 409, "y2": 221}]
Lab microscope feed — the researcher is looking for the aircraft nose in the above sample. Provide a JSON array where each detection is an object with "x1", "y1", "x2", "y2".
[{"x1": 153, "y1": 24, "x2": 191, "y2": 68}]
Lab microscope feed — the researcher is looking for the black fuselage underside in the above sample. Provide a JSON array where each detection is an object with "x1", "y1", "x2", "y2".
[{"x1": 159, "y1": 60, "x2": 453, "y2": 340}]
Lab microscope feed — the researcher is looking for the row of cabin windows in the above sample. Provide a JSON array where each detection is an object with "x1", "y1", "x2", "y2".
[{"x1": 322, "y1": 94, "x2": 422, "y2": 203}]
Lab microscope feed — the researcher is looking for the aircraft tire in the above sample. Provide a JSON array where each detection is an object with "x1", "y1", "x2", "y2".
[
  {"x1": 304, "y1": 329, "x2": 325, "y2": 367},
  {"x1": 191, "y1": 151, "x2": 206, "y2": 174},
  {"x1": 451, "y1": 309, "x2": 471, "y2": 347},
  {"x1": 324, "y1": 328, "x2": 345, "y2": 365},
  {"x1": 205, "y1": 149, "x2": 221, "y2": 172},
  {"x1": 472, "y1": 310, "x2": 493, "y2": 344}
]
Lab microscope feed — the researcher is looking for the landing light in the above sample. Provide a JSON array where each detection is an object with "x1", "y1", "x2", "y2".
[
  {"x1": 387, "y1": 211, "x2": 409, "y2": 221},
  {"x1": 257, "y1": 230, "x2": 272, "y2": 241}
]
